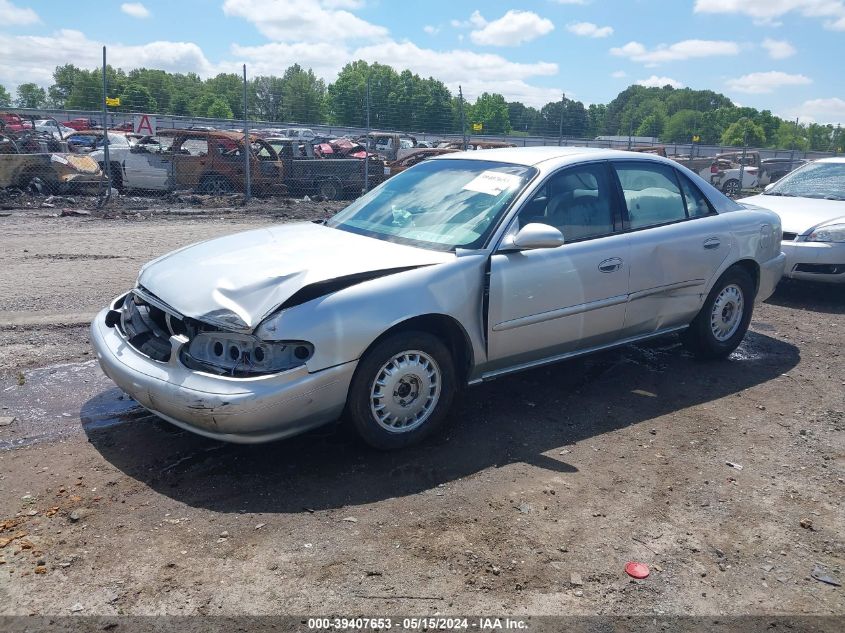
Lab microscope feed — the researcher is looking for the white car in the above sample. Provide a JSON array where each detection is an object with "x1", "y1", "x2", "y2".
[
  {"x1": 33, "y1": 119, "x2": 75, "y2": 139},
  {"x1": 715, "y1": 167, "x2": 759, "y2": 196},
  {"x1": 742, "y1": 157, "x2": 845, "y2": 284},
  {"x1": 278, "y1": 128, "x2": 315, "y2": 142}
]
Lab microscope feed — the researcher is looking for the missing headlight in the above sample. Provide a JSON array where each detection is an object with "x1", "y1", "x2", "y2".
[{"x1": 182, "y1": 332, "x2": 313, "y2": 376}]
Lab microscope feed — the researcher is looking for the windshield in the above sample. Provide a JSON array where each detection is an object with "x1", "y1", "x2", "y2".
[
  {"x1": 327, "y1": 159, "x2": 536, "y2": 251},
  {"x1": 765, "y1": 161, "x2": 845, "y2": 200}
]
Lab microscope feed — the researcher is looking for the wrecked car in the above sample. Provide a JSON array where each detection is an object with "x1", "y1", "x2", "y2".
[
  {"x1": 91, "y1": 148, "x2": 784, "y2": 449},
  {"x1": 0, "y1": 130, "x2": 102, "y2": 193},
  {"x1": 387, "y1": 148, "x2": 459, "y2": 176},
  {"x1": 119, "y1": 129, "x2": 285, "y2": 195}
]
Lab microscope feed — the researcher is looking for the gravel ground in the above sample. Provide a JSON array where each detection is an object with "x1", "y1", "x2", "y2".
[{"x1": 0, "y1": 209, "x2": 842, "y2": 618}]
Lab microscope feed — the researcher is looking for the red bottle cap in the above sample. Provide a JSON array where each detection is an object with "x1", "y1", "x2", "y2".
[{"x1": 625, "y1": 561, "x2": 650, "y2": 579}]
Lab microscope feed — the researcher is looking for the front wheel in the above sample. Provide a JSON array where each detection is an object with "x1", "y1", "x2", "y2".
[
  {"x1": 681, "y1": 266, "x2": 755, "y2": 359},
  {"x1": 346, "y1": 331, "x2": 456, "y2": 450}
]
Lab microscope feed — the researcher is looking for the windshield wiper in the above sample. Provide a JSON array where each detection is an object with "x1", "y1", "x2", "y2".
[
  {"x1": 762, "y1": 191, "x2": 796, "y2": 197},
  {"x1": 824, "y1": 195, "x2": 845, "y2": 201}
]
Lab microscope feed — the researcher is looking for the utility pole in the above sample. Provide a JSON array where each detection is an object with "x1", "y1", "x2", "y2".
[
  {"x1": 558, "y1": 92, "x2": 565, "y2": 146},
  {"x1": 242, "y1": 64, "x2": 251, "y2": 201},
  {"x1": 458, "y1": 85, "x2": 467, "y2": 151},
  {"x1": 738, "y1": 126, "x2": 748, "y2": 196},
  {"x1": 363, "y1": 75, "x2": 371, "y2": 194},
  {"x1": 100, "y1": 46, "x2": 112, "y2": 203},
  {"x1": 790, "y1": 116, "x2": 799, "y2": 163}
]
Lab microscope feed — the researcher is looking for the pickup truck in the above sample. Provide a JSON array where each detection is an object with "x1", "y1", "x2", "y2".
[
  {"x1": 358, "y1": 132, "x2": 419, "y2": 162},
  {"x1": 0, "y1": 113, "x2": 33, "y2": 133},
  {"x1": 266, "y1": 137, "x2": 388, "y2": 199}
]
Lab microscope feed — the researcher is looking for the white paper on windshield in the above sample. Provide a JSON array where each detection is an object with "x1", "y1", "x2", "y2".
[{"x1": 462, "y1": 171, "x2": 522, "y2": 196}]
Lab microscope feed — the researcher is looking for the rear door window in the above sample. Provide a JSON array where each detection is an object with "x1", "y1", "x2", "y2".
[{"x1": 678, "y1": 173, "x2": 714, "y2": 218}]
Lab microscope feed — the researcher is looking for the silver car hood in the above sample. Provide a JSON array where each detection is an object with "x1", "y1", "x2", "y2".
[
  {"x1": 138, "y1": 222, "x2": 454, "y2": 331},
  {"x1": 741, "y1": 194, "x2": 845, "y2": 234}
]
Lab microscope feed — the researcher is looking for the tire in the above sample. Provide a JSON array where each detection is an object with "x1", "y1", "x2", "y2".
[
  {"x1": 346, "y1": 331, "x2": 456, "y2": 450},
  {"x1": 199, "y1": 174, "x2": 233, "y2": 195},
  {"x1": 25, "y1": 175, "x2": 51, "y2": 195},
  {"x1": 681, "y1": 266, "x2": 755, "y2": 359},
  {"x1": 722, "y1": 178, "x2": 741, "y2": 197},
  {"x1": 316, "y1": 179, "x2": 341, "y2": 201},
  {"x1": 99, "y1": 162, "x2": 123, "y2": 191}
]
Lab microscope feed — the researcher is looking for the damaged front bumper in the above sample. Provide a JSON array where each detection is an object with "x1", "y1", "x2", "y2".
[{"x1": 90, "y1": 299, "x2": 357, "y2": 443}]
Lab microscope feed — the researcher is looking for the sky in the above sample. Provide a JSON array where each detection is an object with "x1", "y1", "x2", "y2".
[{"x1": 0, "y1": 0, "x2": 843, "y2": 124}]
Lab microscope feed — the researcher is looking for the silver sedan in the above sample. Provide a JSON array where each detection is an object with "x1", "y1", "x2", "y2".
[
  {"x1": 742, "y1": 157, "x2": 845, "y2": 284},
  {"x1": 91, "y1": 148, "x2": 785, "y2": 449}
]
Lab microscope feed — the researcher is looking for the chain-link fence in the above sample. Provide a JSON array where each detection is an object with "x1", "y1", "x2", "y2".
[{"x1": 1, "y1": 50, "x2": 841, "y2": 210}]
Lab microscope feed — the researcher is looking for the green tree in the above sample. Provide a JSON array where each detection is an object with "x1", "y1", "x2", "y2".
[
  {"x1": 721, "y1": 117, "x2": 766, "y2": 147},
  {"x1": 774, "y1": 120, "x2": 809, "y2": 151},
  {"x1": 118, "y1": 83, "x2": 158, "y2": 113},
  {"x1": 663, "y1": 109, "x2": 701, "y2": 143},
  {"x1": 0, "y1": 85, "x2": 12, "y2": 108},
  {"x1": 251, "y1": 75, "x2": 285, "y2": 121},
  {"x1": 636, "y1": 112, "x2": 666, "y2": 138},
  {"x1": 206, "y1": 97, "x2": 234, "y2": 119},
  {"x1": 469, "y1": 92, "x2": 510, "y2": 134},
  {"x1": 281, "y1": 64, "x2": 325, "y2": 123},
  {"x1": 15, "y1": 82, "x2": 47, "y2": 109},
  {"x1": 48, "y1": 64, "x2": 83, "y2": 108}
]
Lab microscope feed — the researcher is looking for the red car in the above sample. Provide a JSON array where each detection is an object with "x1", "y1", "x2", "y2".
[
  {"x1": 63, "y1": 117, "x2": 101, "y2": 131},
  {"x1": 0, "y1": 113, "x2": 33, "y2": 133}
]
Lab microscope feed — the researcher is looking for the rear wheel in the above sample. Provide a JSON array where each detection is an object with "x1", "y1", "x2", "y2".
[
  {"x1": 722, "y1": 178, "x2": 741, "y2": 197},
  {"x1": 346, "y1": 331, "x2": 456, "y2": 450},
  {"x1": 199, "y1": 174, "x2": 233, "y2": 195},
  {"x1": 316, "y1": 178, "x2": 341, "y2": 200},
  {"x1": 681, "y1": 266, "x2": 755, "y2": 359}
]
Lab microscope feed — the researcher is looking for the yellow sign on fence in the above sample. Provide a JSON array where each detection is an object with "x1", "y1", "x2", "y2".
[
  {"x1": 105, "y1": 97, "x2": 120, "y2": 106},
  {"x1": 692, "y1": 134, "x2": 701, "y2": 142},
  {"x1": 472, "y1": 122, "x2": 483, "y2": 132}
]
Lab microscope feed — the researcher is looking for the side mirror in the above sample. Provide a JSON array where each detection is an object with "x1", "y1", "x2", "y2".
[{"x1": 500, "y1": 223, "x2": 565, "y2": 252}]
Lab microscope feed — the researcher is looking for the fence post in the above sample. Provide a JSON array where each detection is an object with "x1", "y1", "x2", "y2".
[
  {"x1": 558, "y1": 92, "x2": 565, "y2": 146},
  {"x1": 738, "y1": 128, "x2": 748, "y2": 196},
  {"x1": 363, "y1": 75, "x2": 370, "y2": 194},
  {"x1": 242, "y1": 64, "x2": 251, "y2": 201},
  {"x1": 100, "y1": 46, "x2": 112, "y2": 203},
  {"x1": 458, "y1": 85, "x2": 467, "y2": 151}
]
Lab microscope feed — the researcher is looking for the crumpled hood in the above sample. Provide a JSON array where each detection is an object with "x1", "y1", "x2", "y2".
[
  {"x1": 138, "y1": 222, "x2": 453, "y2": 331},
  {"x1": 741, "y1": 194, "x2": 845, "y2": 234}
]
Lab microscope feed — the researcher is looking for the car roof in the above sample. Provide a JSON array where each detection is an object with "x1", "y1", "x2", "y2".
[
  {"x1": 815, "y1": 157, "x2": 845, "y2": 164},
  {"x1": 432, "y1": 146, "x2": 682, "y2": 169}
]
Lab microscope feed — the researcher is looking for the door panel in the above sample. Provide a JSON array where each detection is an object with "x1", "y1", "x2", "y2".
[{"x1": 487, "y1": 233, "x2": 630, "y2": 371}]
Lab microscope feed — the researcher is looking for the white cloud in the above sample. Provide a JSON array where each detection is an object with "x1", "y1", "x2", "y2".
[
  {"x1": 423, "y1": 25, "x2": 440, "y2": 35},
  {"x1": 566, "y1": 22, "x2": 613, "y2": 38},
  {"x1": 0, "y1": 29, "x2": 219, "y2": 88},
  {"x1": 0, "y1": 0, "x2": 39, "y2": 25},
  {"x1": 694, "y1": 0, "x2": 845, "y2": 30},
  {"x1": 450, "y1": 11, "x2": 487, "y2": 29},
  {"x1": 726, "y1": 71, "x2": 812, "y2": 94},
  {"x1": 637, "y1": 75, "x2": 684, "y2": 89},
  {"x1": 467, "y1": 10, "x2": 554, "y2": 46},
  {"x1": 233, "y1": 38, "x2": 560, "y2": 106},
  {"x1": 222, "y1": 0, "x2": 389, "y2": 42},
  {"x1": 793, "y1": 97, "x2": 845, "y2": 125},
  {"x1": 610, "y1": 39, "x2": 740, "y2": 63},
  {"x1": 611, "y1": 70, "x2": 627, "y2": 78},
  {"x1": 761, "y1": 38, "x2": 796, "y2": 59},
  {"x1": 121, "y1": 2, "x2": 150, "y2": 19}
]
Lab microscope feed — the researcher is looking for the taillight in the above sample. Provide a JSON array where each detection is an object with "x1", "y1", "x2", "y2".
[{"x1": 710, "y1": 164, "x2": 719, "y2": 174}]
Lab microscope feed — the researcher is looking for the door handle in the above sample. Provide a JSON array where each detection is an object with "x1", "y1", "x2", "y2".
[
  {"x1": 703, "y1": 237, "x2": 721, "y2": 250},
  {"x1": 598, "y1": 257, "x2": 623, "y2": 273}
]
